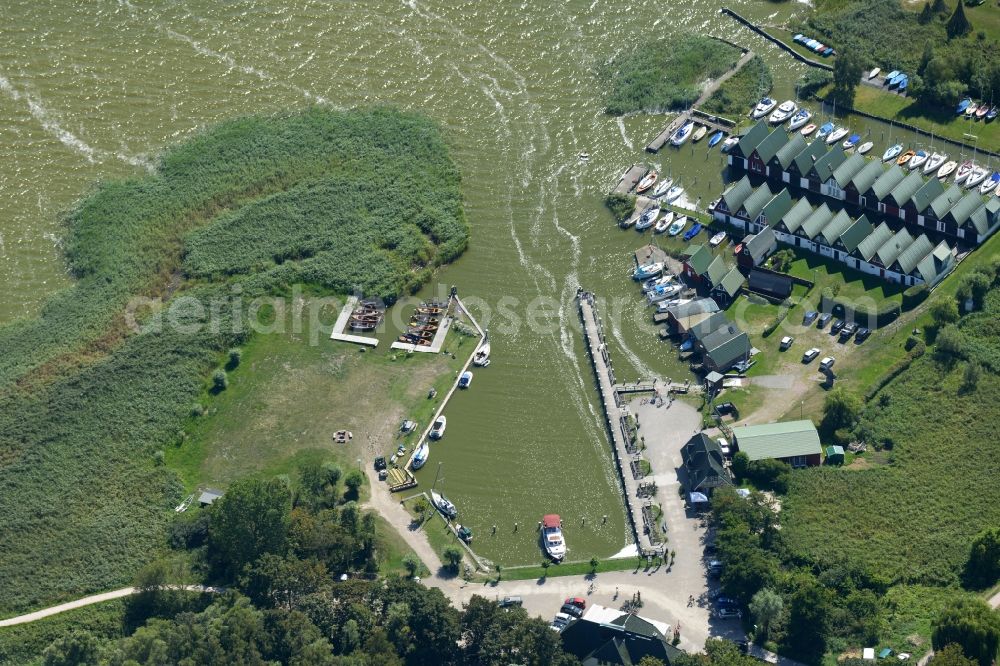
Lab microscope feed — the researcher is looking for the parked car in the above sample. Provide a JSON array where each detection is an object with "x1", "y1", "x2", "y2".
[
  {"x1": 780, "y1": 336, "x2": 794, "y2": 350},
  {"x1": 820, "y1": 356, "x2": 836, "y2": 370},
  {"x1": 499, "y1": 596, "x2": 523, "y2": 608},
  {"x1": 839, "y1": 322, "x2": 857, "y2": 341},
  {"x1": 715, "y1": 606, "x2": 742, "y2": 619},
  {"x1": 831, "y1": 318, "x2": 845, "y2": 334},
  {"x1": 374, "y1": 456, "x2": 387, "y2": 471},
  {"x1": 683, "y1": 223, "x2": 703, "y2": 241},
  {"x1": 712, "y1": 594, "x2": 737, "y2": 606},
  {"x1": 708, "y1": 560, "x2": 723, "y2": 577},
  {"x1": 552, "y1": 613, "x2": 573, "y2": 626},
  {"x1": 817, "y1": 313, "x2": 832, "y2": 328},
  {"x1": 560, "y1": 603, "x2": 584, "y2": 618},
  {"x1": 855, "y1": 327, "x2": 871, "y2": 343},
  {"x1": 704, "y1": 543, "x2": 718, "y2": 555},
  {"x1": 565, "y1": 597, "x2": 587, "y2": 610},
  {"x1": 802, "y1": 347, "x2": 821, "y2": 363},
  {"x1": 714, "y1": 402, "x2": 736, "y2": 416},
  {"x1": 803, "y1": 310, "x2": 819, "y2": 325}
]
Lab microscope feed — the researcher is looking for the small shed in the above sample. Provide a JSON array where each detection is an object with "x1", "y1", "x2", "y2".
[
  {"x1": 825, "y1": 445, "x2": 845, "y2": 464},
  {"x1": 198, "y1": 488, "x2": 224, "y2": 506},
  {"x1": 748, "y1": 269, "x2": 793, "y2": 300},
  {"x1": 705, "y1": 371, "x2": 725, "y2": 394}
]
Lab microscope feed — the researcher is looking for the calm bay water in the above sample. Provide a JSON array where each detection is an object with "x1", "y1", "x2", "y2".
[{"x1": 0, "y1": 0, "x2": 881, "y2": 564}]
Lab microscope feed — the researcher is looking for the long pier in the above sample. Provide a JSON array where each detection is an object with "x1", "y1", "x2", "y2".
[{"x1": 577, "y1": 290, "x2": 657, "y2": 556}]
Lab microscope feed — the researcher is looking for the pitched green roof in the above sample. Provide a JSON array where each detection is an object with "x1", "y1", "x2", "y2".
[
  {"x1": 732, "y1": 420, "x2": 821, "y2": 461},
  {"x1": 810, "y1": 148, "x2": 846, "y2": 182},
  {"x1": 780, "y1": 198, "x2": 814, "y2": 233},
  {"x1": 856, "y1": 222, "x2": 893, "y2": 261},
  {"x1": 735, "y1": 121, "x2": 770, "y2": 158},
  {"x1": 743, "y1": 183, "x2": 775, "y2": 221},
  {"x1": 744, "y1": 226, "x2": 777, "y2": 263},
  {"x1": 895, "y1": 233, "x2": 934, "y2": 273},
  {"x1": 838, "y1": 215, "x2": 874, "y2": 252},
  {"x1": 886, "y1": 171, "x2": 925, "y2": 207},
  {"x1": 715, "y1": 266, "x2": 746, "y2": 298},
  {"x1": 968, "y1": 203, "x2": 990, "y2": 235},
  {"x1": 761, "y1": 189, "x2": 793, "y2": 227},
  {"x1": 774, "y1": 133, "x2": 807, "y2": 169},
  {"x1": 800, "y1": 203, "x2": 835, "y2": 240},
  {"x1": 721, "y1": 176, "x2": 753, "y2": 213},
  {"x1": 909, "y1": 177, "x2": 944, "y2": 211},
  {"x1": 704, "y1": 256, "x2": 729, "y2": 286},
  {"x1": 875, "y1": 227, "x2": 915, "y2": 267},
  {"x1": 703, "y1": 328, "x2": 751, "y2": 371},
  {"x1": 929, "y1": 184, "x2": 964, "y2": 217},
  {"x1": 832, "y1": 153, "x2": 866, "y2": 188},
  {"x1": 916, "y1": 241, "x2": 955, "y2": 285},
  {"x1": 947, "y1": 191, "x2": 985, "y2": 225},
  {"x1": 849, "y1": 160, "x2": 885, "y2": 193},
  {"x1": 819, "y1": 209, "x2": 853, "y2": 247},
  {"x1": 685, "y1": 244, "x2": 713, "y2": 274},
  {"x1": 792, "y1": 138, "x2": 830, "y2": 175},
  {"x1": 870, "y1": 165, "x2": 905, "y2": 200},
  {"x1": 753, "y1": 128, "x2": 790, "y2": 163}
]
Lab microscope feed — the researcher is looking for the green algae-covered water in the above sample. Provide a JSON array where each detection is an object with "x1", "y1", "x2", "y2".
[{"x1": 2, "y1": 0, "x2": 931, "y2": 565}]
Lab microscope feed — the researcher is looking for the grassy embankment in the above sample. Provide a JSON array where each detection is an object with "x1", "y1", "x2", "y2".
[
  {"x1": 700, "y1": 56, "x2": 774, "y2": 120},
  {"x1": 0, "y1": 107, "x2": 468, "y2": 616},
  {"x1": 600, "y1": 36, "x2": 742, "y2": 115}
]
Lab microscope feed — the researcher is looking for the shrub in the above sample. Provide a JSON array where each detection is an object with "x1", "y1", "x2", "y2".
[
  {"x1": 931, "y1": 298, "x2": 960, "y2": 326},
  {"x1": 226, "y1": 348, "x2": 242, "y2": 370},
  {"x1": 604, "y1": 193, "x2": 636, "y2": 225},
  {"x1": 902, "y1": 283, "x2": 929, "y2": 311},
  {"x1": 212, "y1": 369, "x2": 228, "y2": 392}
]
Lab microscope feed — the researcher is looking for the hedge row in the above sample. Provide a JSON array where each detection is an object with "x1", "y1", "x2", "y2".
[{"x1": 821, "y1": 288, "x2": 902, "y2": 328}]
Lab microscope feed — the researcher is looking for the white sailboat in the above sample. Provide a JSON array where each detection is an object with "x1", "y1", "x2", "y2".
[
  {"x1": 473, "y1": 333, "x2": 491, "y2": 367},
  {"x1": 431, "y1": 490, "x2": 458, "y2": 519}
]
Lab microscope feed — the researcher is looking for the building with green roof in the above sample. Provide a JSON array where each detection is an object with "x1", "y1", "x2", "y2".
[
  {"x1": 775, "y1": 197, "x2": 813, "y2": 238},
  {"x1": 836, "y1": 215, "x2": 874, "y2": 255},
  {"x1": 809, "y1": 148, "x2": 846, "y2": 190},
  {"x1": 846, "y1": 160, "x2": 885, "y2": 203},
  {"x1": 788, "y1": 138, "x2": 830, "y2": 187},
  {"x1": 718, "y1": 176, "x2": 753, "y2": 219},
  {"x1": 799, "y1": 203, "x2": 835, "y2": 244},
  {"x1": 915, "y1": 241, "x2": 955, "y2": 286},
  {"x1": 893, "y1": 233, "x2": 933, "y2": 276},
  {"x1": 742, "y1": 183, "x2": 776, "y2": 228},
  {"x1": 728, "y1": 121, "x2": 771, "y2": 170},
  {"x1": 703, "y1": 256, "x2": 730, "y2": 287},
  {"x1": 884, "y1": 171, "x2": 924, "y2": 210},
  {"x1": 712, "y1": 266, "x2": 746, "y2": 305},
  {"x1": 701, "y1": 323, "x2": 751, "y2": 374},
  {"x1": 758, "y1": 189, "x2": 793, "y2": 229},
  {"x1": 869, "y1": 164, "x2": 906, "y2": 202},
  {"x1": 739, "y1": 226, "x2": 778, "y2": 267},
  {"x1": 905, "y1": 177, "x2": 944, "y2": 222},
  {"x1": 731, "y1": 420, "x2": 822, "y2": 467},
  {"x1": 831, "y1": 153, "x2": 866, "y2": 193},
  {"x1": 874, "y1": 228, "x2": 915, "y2": 269},
  {"x1": 855, "y1": 222, "x2": 894, "y2": 262},
  {"x1": 749, "y1": 128, "x2": 790, "y2": 177},
  {"x1": 771, "y1": 133, "x2": 807, "y2": 174},
  {"x1": 817, "y1": 209, "x2": 853, "y2": 254},
  {"x1": 925, "y1": 184, "x2": 964, "y2": 223},
  {"x1": 682, "y1": 244, "x2": 713, "y2": 282}
]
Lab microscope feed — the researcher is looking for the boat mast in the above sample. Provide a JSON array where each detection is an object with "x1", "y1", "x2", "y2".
[{"x1": 432, "y1": 462, "x2": 443, "y2": 491}]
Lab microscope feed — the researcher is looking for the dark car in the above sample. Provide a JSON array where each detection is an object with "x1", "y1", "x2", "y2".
[
  {"x1": 374, "y1": 456, "x2": 387, "y2": 471},
  {"x1": 714, "y1": 402, "x2": 736, "y2": 416},
  {"x1": 839, "y1": 322, "x2": 857, "y2": 341},
  {"x1": 817, "y1": 313, "x2": 832, "y2": 329},
  {"x1": 831, "y1": 318, "x2": 845, "y2": 334},
  {"x1": 704, "y1": 543, "x2": 718, "y2": 555},
  {"x1": 855, "y1": 327, "x2": 871, "y2": 343},
  {"x1": 803, "y1": 310, "x2": 819, "y2": 325},
  {"x1": 560, "y1": 603, "x2": 584, "y2": 618},
  {"x1": 499, "y1": 596, "x2": 523, "y2": 608}
]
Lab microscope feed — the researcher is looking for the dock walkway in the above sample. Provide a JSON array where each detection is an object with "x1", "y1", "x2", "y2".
[
  {"x1": 613, "y1": 164, "x2": 649, "y2": 195},
  {"x1": 646, "y1": 49, "x2": 755, "y2": 153},
  {"x1": 390, "y1": 313, "x2": 453, "y2": 354},
  {"x1": 330, "y1": 296, "x2": 379, "y2": 346}
]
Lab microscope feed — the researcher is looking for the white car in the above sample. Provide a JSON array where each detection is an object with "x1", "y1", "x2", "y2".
[
  {"x1": 780, "y1": 336, "x2": 794, "y2": 350},
  {"x1": 717, "y1": 437, "x2": 731, "y2": 457},
  {"x1": 820, "y1": 357, "x2": 836, "y2": 370},
  {"x1": 802, "y1": 347, "x2": 820, "y2": 363}
]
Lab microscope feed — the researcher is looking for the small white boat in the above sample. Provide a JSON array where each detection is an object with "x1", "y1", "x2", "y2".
[
  {"x1": 664, "y1": 185, "x2": 684, "y2": 203},
  {"x1": 980, "y1": 172, "x2": 1000, "y2": 195},
  {"x1": 752, "y1": 97, "x2": 777, "y2": 119},
  {"x1": 633, "y1": 262, "x2": 664, "y2": 280},
  {"x1": 857, "y1": 141, "x2": 874, "y2": 155},
  {"x1": 869, "y1": 67, "x2": 881, "y2": 80},
  {"x1": 670, "y1": 121, "x2": 695, "y2": 146},
  {"x1": 768, "y1": 100, "x2": 798, "y2": 124},
  {"x1": 800, "y1": 123, "x2": 818, "y2": 136},
  {"x1": 692, "y1": 125, "x2": 708, "y2": 142},
  {"x1": 653, "y1": 210, "x2": 674, "y2": 234},
  {"x1": 634, "y1": 205, "x2": 659, "y2": 231},
  {"x1": 923, "y1": 152, "x2": 947, "y2": 174},
  {"x1": 908, "y1": 150, "x2": 928, "y2": 170},
  {"x1": 721, "y1": 136, "x2": 740, "y2": 152},
  {"x1": 429, "y1": 415, "x2": 447, "y2": 440},
  {"x1": 431, "y1": 490, "x2": 458, "y2": 519},
  {"x1": 647, "y1": 283, "x2": 683, "y2": 303},
  {"x1": 642, "y1": 274, "x2": 674, "y2": 292},
  {"x1": 667, "y1": 215, "x2": 688, "y2": 236},
  {"x1": 937, "y1": 160, "x2": 958, "y2": 179},
  {"x1": 542, "y1": 514, "x2": 567, "y2": 560},
  {"x1": 882, "y1": 144, "x2": 903, "y2": 162},
  {"x1": 458, "y1": 371, "x2": 473, "y2": 388},
  {"x1": 787, "y1": 108, "x2": 812, "y2": 130},
  {"x1": 651, "y1": 177, "x2": 673, "y2": 198},
  {"x1": 826, "y1": 127, "x2": 849, "y2": 145},
  {"x1": 656, "y1": 297, "x2": 691, "y2": 313},
  {"x1": 965, "y1": 165, "x2": 989, "y2": 189},
  {"x1": 473, "y1": 338, "x2": 491, "y2": 367},
  {"x1": 954, "y1": 161, "x2": 974, "y2": 184},
  {"x1": 412, "y1": 442, "x2": 429, "y2": 469},
  {"x1": 709, "y1": 231, "x2": 727, "y2": 247},
  {"x1": 842, "y1": 134, "x2": 861, "y2": 150},
  {"x1": 636, "y1": 171, "x2": 658, "y2": 193}
]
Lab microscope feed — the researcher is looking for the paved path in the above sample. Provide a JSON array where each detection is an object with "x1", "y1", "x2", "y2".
[{"x1": 0, "y1": 585, "x2": 218, "y2": 627}]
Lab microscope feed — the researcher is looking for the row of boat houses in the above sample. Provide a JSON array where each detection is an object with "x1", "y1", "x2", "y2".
[
  {"x1": 713, "y1": 177, "x2": 956, "y2": 287},
  {"x1": 726, "y1": 121, "x2": 1000, "y2": 247}
]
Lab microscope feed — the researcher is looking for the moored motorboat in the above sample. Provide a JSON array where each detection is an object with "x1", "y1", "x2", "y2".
[
  {"x1": 788, "y1": 108, "x2": 812, "y2": 130},
  {"x1": 670, "y1": 121, "x2": 695, "y2": 146},
  {"x1": 768, "y1": 100, "x2": 797, "y2": 124},
  {"x1": 721, "y1": 135, "x2": 740, "y2": 152},
  {"x1": 816, "y1": 122, "x2": 835, "y2": 139},
  {"x1": 842, "y1": 134, "x2": 861, "y2": 150},
  {"x1": 897, "y1": 149, "x2": 916, "y2": 166},
  {"x1": 653, "y1": 210, "x2": 674, "y2": 234},
  {"x1": 667, "y1": 215, "x2": 688, "y2": 236},
  {"x1": 458, "y1": 371, "x2": 473, "y2": 388},
  {"x1": 923, "y1": 152, "x2": 947, "y2": 174},
  {"x1": 800, "y1": 123, "x2": 818, "y2": 136},
  {"x1": 633, "y1": 262, "x2": 664, "y2": 280},
  {"x1": 709, "y1": 231, "x2": 727, "y2": 247},
  {"x1": 642, "y1": 274, "x2": 674, "y2": 292},
  {"x1": 651, "y1": 177, "x2": 673, "y2": 198},
  {"x1": 826, "y1": 127, "x2": 849, "y2": 145},
  {"x1": 751, "y1": 97, "x2": 777, "y2": 119},
  {"x1": 708, "y1": 131, "x2": 725, "y2": 147},
  {"x1": 431, "y1": 490, "x2": 458, "y2": 519},
  {"x1": 692, "y1": 125, "x2": 708, "y2": 142},
  {"x1": 412, "y1": 442, "x2": 429, "y2": 469},
  {"x1": 542, "y1": 514, "x2": 567, "y2": 560},
  {"x1": 473, "y1": 336, "x2": 491, "y2": 366},
  {"x1": 868, "y1": 67, "x2": 881, "y2": 80},
  {"x1": 636, "y1": 170, "x2": 658, "y2": 193},
  {"x1": 937, "y1": 160, "x2": 958, "y2": 179},
  {"x1": 980, "y1": 172, "x2": 1000, "y2": 195},
  {"x1": 857, "y1": 141, "x2": 874, "y2": 155},
  {"x1": 965, "y1": 165, "x2": 989, "y2": 189},
  {"x1": 647, "y1": 283, "x2": 683, "y2": 303},
  {"x1": 882, "y1": 144, "x2": 903, "y2": 162},
  {"x1": 634, "y1": 205, "x2": 659, "y2": 231},
  {"x1": 664, "y1": 185, "x2": 684, "y2": 203},
  {"x1": 954, "y1": 161, "x2": 974, "y2": 184},
  {"x1": 429, "y1": 415, "x2": 447, "y2": 440},
  {"x1": 908, "y1": 150, "x2": 928, "y2": 170}
]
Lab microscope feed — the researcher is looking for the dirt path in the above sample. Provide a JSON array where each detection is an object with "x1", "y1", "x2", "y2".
[
  {"x1": 363, "y1": 466, "x2": 444, "y2": 573},
  {"x1": 0, "y1": 585, "x2": 218, "y2": 627}
]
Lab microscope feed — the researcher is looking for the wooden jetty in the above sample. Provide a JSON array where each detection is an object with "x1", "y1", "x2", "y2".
[
  {"x1": 645, "y1": 49, "x2": 755, "y2": 153},
  {"x1": 634, "y1": 244, "x2": 684, "y2": 276},
  {"x1": 387, "y1": 467, "x2": 417, "y2": 493},
  {"x1": 330, "y1": 296, "x2": 380, "y2": 347},
  {"x1": 613, "y1": 164, "x2": 649, "y2": 195}
]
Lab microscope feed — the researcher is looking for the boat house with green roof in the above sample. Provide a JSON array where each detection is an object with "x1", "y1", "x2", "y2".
[{"x1": 731, "y1": 420, "x2": 822, "y2": 468}]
